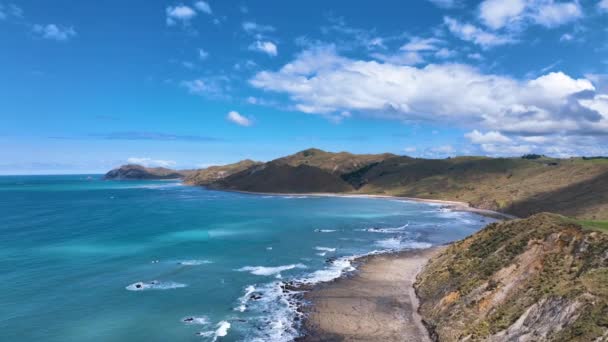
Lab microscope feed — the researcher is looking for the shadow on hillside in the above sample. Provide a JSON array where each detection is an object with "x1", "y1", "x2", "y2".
[{"x1": 505, "y1": 170, "x2": 608, "y2": 219}]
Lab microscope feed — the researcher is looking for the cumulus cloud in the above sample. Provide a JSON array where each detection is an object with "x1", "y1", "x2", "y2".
[
  {"x1": 478, "y1": 0, "x2": 582, "y2": 30},
  {"x1": 600, "y1": 0, "x2": 608, "y2": 11},
  {"x1": 479, "y1": 0, "x2": 527, "y2": 29},
  {"x1": 249, "y1": 41, "x2": 278, "y2": 56},
  {"x1": 166, "y1": 5, "x2": 196, "y2": 26},
  {"x1": 250, "y1": 46, "x2": 608, "y2": 148},
  {"x1": 127, "y1": 157, "x2": 176, "y2": 168},
  {"x1": 444, "y1": 17, "x2": 515, "y2": 48},
  {"x1": 194, "y1": 1, "x2": 212, "y2": 14},
  {"x1": 33, "y1": 24, "x2": 76, "y2": 41},
  {"x1": 226, "y1": 111, "x2": 253, "y2": 126},
  {"x1": 465, "y1": 130, "x2": 512, "y2": 144}
]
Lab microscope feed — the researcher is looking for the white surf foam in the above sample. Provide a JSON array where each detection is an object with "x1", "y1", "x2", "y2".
[
  {"x1": 196, "y1": 321, "x2": 231, "y2": 341},
  {"x1": 314, "y1": 229, "x2": 337, "y2": 233},
  {"x1": 375, "y1": 237, "x2": 432, "y2": 250},
  {"x1": 177, "y1": 259, "x2": 213, "y2": 266},
  {"x1": 125, "y1": 280, "x2": 187, "y2": 291},
  {"x1": 235, "y1": 285, "x2": 257, "y2": 312},
  {"x1": 357, "y1": 223, "x2": 409, "y2": 233},
  {"x1": 237, "y1": 264, "x2": 307, "y2": 276},
  {"x1": 314, "y1": 246, "x2": 336, "y2": 252}
]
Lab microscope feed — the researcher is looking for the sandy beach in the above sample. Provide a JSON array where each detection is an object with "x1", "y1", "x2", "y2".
[
  {"x1": 210, "y1": 188, "x2": 517, "y2": 220},
  {"x1": 297, "y1": 247, "x2": 443, "y2": 342}
]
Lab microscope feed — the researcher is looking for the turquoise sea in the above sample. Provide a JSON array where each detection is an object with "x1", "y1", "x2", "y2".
[{"x1": 0, "y1": 175, "x2": 493, "y2": 341}]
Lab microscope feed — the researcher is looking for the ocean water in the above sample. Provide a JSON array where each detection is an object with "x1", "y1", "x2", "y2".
[{"x1": 0, "y1": 175, "x2": 493, "y2": 341}]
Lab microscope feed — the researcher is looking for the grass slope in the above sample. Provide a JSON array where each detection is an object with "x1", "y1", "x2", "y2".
[{"x1": 183, "y1": 159, "x2": 261, "y2": 185}]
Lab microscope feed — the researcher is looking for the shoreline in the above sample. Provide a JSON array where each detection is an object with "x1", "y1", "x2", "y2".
[
  {"x1": 295, "y1": 247, "x2": 444, "y2": 342},
  {"x1": 206, "y1": 187, "x2": 518, "y2": 220}
]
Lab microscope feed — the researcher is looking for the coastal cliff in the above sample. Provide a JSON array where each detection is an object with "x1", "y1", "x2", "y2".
[{"x1": 415, "y1": 213, "x2": 608, "y2": 341}]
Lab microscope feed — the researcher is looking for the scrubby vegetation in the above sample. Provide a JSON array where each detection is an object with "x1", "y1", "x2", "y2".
[{"x1": 415, "y1": 213, "x2": 608, "y2": 341}]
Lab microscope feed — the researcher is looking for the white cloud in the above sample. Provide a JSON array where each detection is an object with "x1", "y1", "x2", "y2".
[
  {"x1": 400, "y1": 37, "x2": 443, "y2": 52},
  {"x1": 600, "y1": 0, "x2": 608, "y2": 11},
  {"x1": 478, "y1": 0, "x2": 582, "y2": 30},
  {"x1": 32, "y1": 24, "x2": 76, "y2": 41},
  {"x1": 227, "y1": 111, "x2": 253, "y2": 126},
  {"x1": 180, "y1": 77, "x2": 229, "y2": 98},
  {"x1": 166, "y1": 5, "x2": 196, "y2": 26},
  {"x1": 250, "y1": 46, "x2": 607, "y2": 145},
  {"x1": 371, "y1": 51, "x2": 424, "y2": 65},
  {"x1": 468, "y1": 52, "x2": 484, "y2": 60},
  {"x1": 0, "y1": 3, "x2": 22, "y2": 20},
  {"x1": 532, "y1": 0, "x2": 582, "y2": 28},
  {"x1": 194, "y1": 1, "x2": 212, "y2": 14},
  {"x1": 242, "y1": 21, "x2": 275, "y2": 34},
  {"x1": 198, "y1": 48, "x2": 209, "y2": 60},
  {"x1": 444, "y1": 17, "x2": 515, "y2": 48},
  {"x1": 182, "y1": 79, "x2": 207, "y2": 94},
  {"x1": 249, "y1": 41, "x2": 278, "y2": 56},
  {"x1": 479, "y1": 0, "x2": 527, "y2": 30},
  {"x1": 404, "y1": 147, "x2": 417, "y2": 153},
  {"x1": 465, "y1": 130, "x2": 512, "y2": 144},
  {"x1": 435, "y1": 48, "x2": 457, "y2": 59},
  {"x1": 127, "y1": 157, "x2": 176, "y2": 168},
  {"x1": 560, "y1": 33, "x2": 574, "y2": 42}
]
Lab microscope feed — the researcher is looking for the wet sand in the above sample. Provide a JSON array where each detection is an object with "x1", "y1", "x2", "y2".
[{"x1": 297, "y1": 247, "x2": 443, "y2": 342}]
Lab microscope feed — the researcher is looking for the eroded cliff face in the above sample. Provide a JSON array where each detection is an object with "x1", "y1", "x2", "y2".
[{"x1": 415, "y1": 213, "x2": 608, "y2": 342}]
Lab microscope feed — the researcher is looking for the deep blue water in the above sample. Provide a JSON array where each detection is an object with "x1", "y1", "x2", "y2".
[{"x1": 0, "y1": 175, "x2": 492, "y2": 341}]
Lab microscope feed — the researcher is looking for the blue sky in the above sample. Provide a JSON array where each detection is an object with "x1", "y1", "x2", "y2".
[{"x1": 1, "y1": 0, "x2": 608, "y2": 174}]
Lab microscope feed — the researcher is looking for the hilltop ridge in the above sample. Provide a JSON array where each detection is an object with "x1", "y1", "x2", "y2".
[{"x1": 105, "y1": 148, "x2": 608, "y2": 220}]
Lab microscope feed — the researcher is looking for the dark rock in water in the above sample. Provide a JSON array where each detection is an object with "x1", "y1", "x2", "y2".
[
  {"x1": 325, "y1": 257, "x2": 337, "y2": 264},
  {"x1": 250, "y1": 293, "x2": 263, "y2": 300},
  {"x1": 182, "y1": 317, "x2": 194, "y2": 323}
]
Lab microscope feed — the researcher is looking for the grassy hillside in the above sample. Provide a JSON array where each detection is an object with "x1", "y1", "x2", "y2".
[
  {"x1": 272, "y1": 148, "x2": 396, "y2": 175},
  {"x1": 211, "y1": 163, "x2": 353, "y2": 193},
  {"x1": 349, "y1": 156, "x2": 608, "y2": 220},
  {"x1": 106, "y1": 149, "x2": 608, "y2": 220},
  {"x1": 183, "y1": 159, "x2": 261, "y2": 185},
  {"x1": 208, "y1": 149, "x2": 608, "y2": 220},
  {"x1": 415, "y1": 213, "x2": 608, "y2": 341},
  {"x1": 104, "y1": 164, "x2": 184, "y2": 180}
]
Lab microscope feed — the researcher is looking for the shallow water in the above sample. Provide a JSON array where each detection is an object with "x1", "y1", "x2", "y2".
[{"x1": 0, "y1": 175, "x2": 493, "y2": 341}]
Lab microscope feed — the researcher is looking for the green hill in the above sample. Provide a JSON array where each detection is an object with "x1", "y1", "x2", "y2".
[
  {"x1": 415, "y1": 213, "x2": 608, "y2": 341},
  {"x1": 104, "y1": 164, "x2": 185, "y2": 180},
  {"x1": 105, "y1": 149, "x2": 608, "y2": 220},
  {"x1": 182, "y1": 159, "x2": 262, "y2": 185},
  {"x1": 206, "y1": 149, "x2": 608, "y2": 220},
  {"x1": 211, "y1": 163, "x2": 353, "y2": 193}
]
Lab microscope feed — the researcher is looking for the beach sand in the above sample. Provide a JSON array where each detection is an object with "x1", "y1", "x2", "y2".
[{"x1": 297, "y1": 247, "x2": 443, "y2": 342}]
